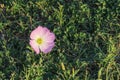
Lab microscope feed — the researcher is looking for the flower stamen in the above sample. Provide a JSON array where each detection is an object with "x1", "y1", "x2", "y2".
[{"x1": 36, "y1": 38, "x2": 42, "y2": 45}]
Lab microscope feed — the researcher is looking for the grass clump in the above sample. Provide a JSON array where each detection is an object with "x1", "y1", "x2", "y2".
[{"x1": 0, "y1": 0, "x2": 120, "y2": 80}]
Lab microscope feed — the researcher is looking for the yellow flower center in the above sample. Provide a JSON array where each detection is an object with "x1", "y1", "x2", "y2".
[{"x1": 36, "y1": 38, "x2": 42, "y2": 45}]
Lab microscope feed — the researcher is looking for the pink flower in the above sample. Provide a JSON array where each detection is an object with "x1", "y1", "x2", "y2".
[{"x1": 29, "y1": 26, "x2": 55, "y2": 54}]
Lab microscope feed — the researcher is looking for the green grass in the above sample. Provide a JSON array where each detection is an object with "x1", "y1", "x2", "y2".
[{"x1": 0, "y1": 0, "x2": 120, "y2": 80}]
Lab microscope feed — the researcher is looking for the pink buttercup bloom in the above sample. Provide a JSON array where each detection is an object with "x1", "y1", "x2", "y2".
[{"x1": 29, "y1": 26, "x2": 55, "y2": 54}]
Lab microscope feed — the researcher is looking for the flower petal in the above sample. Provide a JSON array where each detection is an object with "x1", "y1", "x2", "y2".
[
  {"x1": 30, "y1": 26, "x2": 43, "y2": 40},
  {"x1": 40, "y1": 27, "x2": 50, "y2": 35},
  {"x1": 29, "y1": 40, "x2": 40, "y2": 54},
  {"x1": 43, "y1": 32, "x2": 55, "y2": 42},
  {"x1": 40, "y1": 42, "x2": 55, "y2": 54}
]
